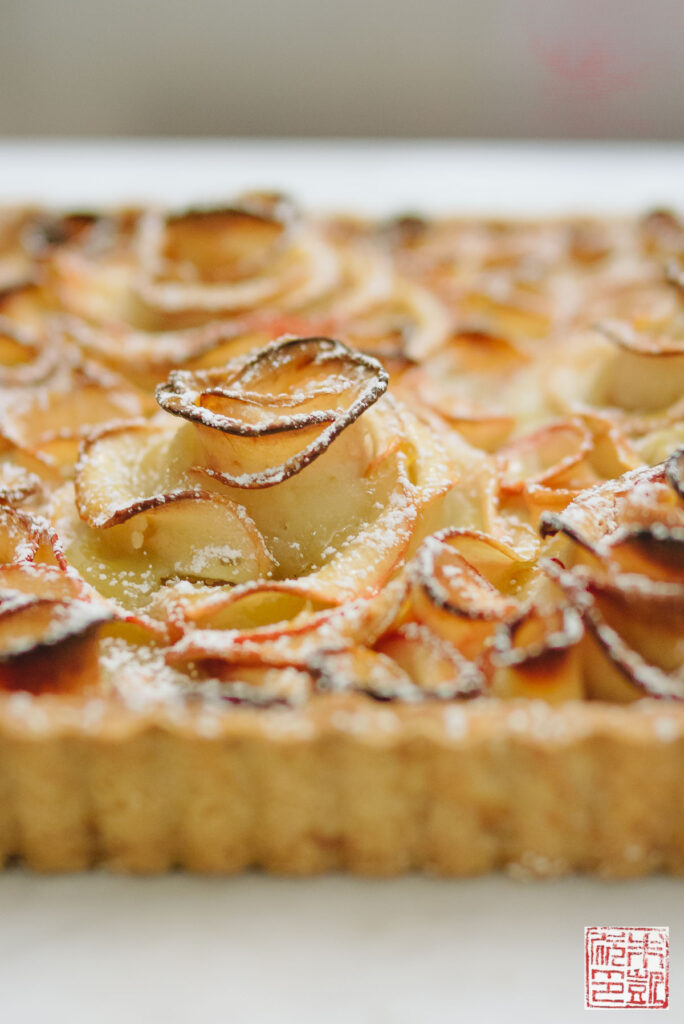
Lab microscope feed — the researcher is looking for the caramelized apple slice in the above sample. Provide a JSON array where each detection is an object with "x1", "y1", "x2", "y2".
[
  {"x1": 75, "y1": 421, "x2": 182, "y2": 528},
  {"x1": 0, "y1": 597, "x2": 108, "y2": 661},
  {"x1": 547, "y1": 558, "x2": 684, "y2": 702},
  {"x1": 69, "y1": 484, "x2": 272, "y2": 601},
  {"x1": 539, "y1": 463, "x2": 675, "y2": 559},
  {"x1": 491, "y1": 604, "x2": 584, "y2": 703},
  {"x1": 375, "y1": 622, "x2": 484, "y2": 698},
  {"x1": 497, "y1": 421, "x2": 592, "y2": 494},
  {"x1": 156, "y1": 337, "x2": 388, "y2": 488},
  {"x1": 0, "y1": 506, "x2": 65, "y2": 566},
  {"x1": 100, "y1": 491, "x2": 273, "y2": 584},
  {"x1": 666, "y1": 446, "x2": 684, "y2": 499},
  {"x1": 310, "y1": 646, "x2": 421, "y2": 702},
  {"x1": 0, "y1": 562, "x2": 113, "y2": 693},
  {"x1": 0, "y1": 317, "x2": 59, "y2": 386},
  {"x1": 408, "y1": 528, "x2": 529, "y2": 659},
  {"x1": 605, "y1": 526, "x2": 684, "y2": 584}
]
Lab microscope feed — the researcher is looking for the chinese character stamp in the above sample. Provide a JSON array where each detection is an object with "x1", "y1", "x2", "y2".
[{"x1": 585, "y1": 927, "x2": 669, "y2": 1009}]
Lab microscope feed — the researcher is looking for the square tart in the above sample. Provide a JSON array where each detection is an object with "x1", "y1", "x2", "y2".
[{"x1": 0, "y1": 200, "x2": 683, "y2": 876}]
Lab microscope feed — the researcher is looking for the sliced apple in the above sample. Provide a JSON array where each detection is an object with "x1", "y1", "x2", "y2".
[
  {"x1": 309, "y1": 646, "x2": 420, "y2": 702},
  {"x1": 375, "y1": 622, "x2": 484, "y2": 698},
  {"x1": 0, "y1": 561, "x2": 113, "y2": 692},
  {"x1": 0, "y1": 506, "x2": 65, "y2": 566},
  {"x1": 491, "y1": 604, "x2": 584, "y2": 703},
  {"x1": 546, "y1": 558, "x2": 684, "y2": 702},
  {"x1": 497, "y1": 421, "x2": 592, "y2": 494},
  {"x1": 666, "y1": 447, "x2": 684, "y2": 499},
  {"x1": 166, "y1": 577, "x2": 407, "y2": 664},
  {"x1": 409, "y1": 528, "x2": 533, "y2": 659}
]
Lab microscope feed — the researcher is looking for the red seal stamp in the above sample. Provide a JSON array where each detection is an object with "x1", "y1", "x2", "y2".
[{"x1": 585, "y1": 927, "x2": 669, "y2": 1009}]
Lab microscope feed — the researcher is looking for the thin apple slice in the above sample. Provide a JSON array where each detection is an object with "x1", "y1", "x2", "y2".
[
  {"x1": 491, "y1": 604, "x2": 584, "y2": 702},
  {"x1": 310, "y1": 646, "x2": 421, "y2": 702},
  {"x1": 75, "y1": 421, "x2": 182, "y2": 528},
  {"x1": 408, "y1": 528, "x2": 532, "y2": 659},
  {"x1": 166, "y1": 577, "x2": 407, "y2": 666},
  {"x1": 100, "y1": 490, "x2": 273, "y2": 584},
  {"x1": 0, "y1": 597, "x2": 109, "y2": 661},
  {"x1": 497, "y1": 421, "x2": 592, "y2": 494},
  {"x1": 0, "y1": 506, "x2": 65, "y2": 566},
  {"x1": 546, "y1": 558, "x2": 684, "y2": 702},
  {"x1": 666, "y1": 446, "x2": 684, "y2": 498},
  {"x1": 375, "y1": 622, "x2": 484, "y2": 698}
]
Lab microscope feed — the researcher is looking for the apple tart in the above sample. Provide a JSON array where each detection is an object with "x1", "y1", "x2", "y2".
[{"x1": 0, "y1": 198, "x2": 683, "y2": 876}]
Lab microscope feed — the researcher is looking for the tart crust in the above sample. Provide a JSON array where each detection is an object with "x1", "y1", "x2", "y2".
[{"x1": 1, "y1": 694, "x2": 683, "y2": 876}]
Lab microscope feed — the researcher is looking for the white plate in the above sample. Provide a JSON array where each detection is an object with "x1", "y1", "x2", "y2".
[{"x1": 0, "y1": 141, "x2": 682, "y2": 1023}]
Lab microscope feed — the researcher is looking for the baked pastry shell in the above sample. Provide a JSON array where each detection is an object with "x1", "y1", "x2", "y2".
[{"x1": 1, "y1": 691, "x2": 682, "y2": 877}]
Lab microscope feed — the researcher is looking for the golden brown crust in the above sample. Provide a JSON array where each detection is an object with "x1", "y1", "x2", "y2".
[{"x1": 1, "y1": 693, "x2": 683, "y2": 876}]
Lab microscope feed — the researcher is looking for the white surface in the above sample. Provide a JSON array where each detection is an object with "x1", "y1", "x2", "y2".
[
  {"x1": 0, "y1": 874, "x2": 680, "y2": 1023},
  {"x1": 2, "y1": 139, "x2": 684, "y2": 215},
  {"x1": 0, "y1": 141, "x2": 682, "y2": 1023}
]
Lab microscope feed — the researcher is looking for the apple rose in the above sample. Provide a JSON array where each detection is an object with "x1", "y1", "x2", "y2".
[
  {"x1": 546, "y1": 285, "x2": 684, "y2": 447},
  {"x1": 494, "y1": 416, "x2": 641, "y2": 527},
  {"x1": 59, "y1": 337, "x2": 461, "y2": 626},
  {"x1": 393, "y1": 330, "x2": 533, "y2": 451},
  {"x1": 0, "y1": 329, "x2": 155, "y2": 473},
  {"x1": 594, "y1": 318, "x2": 684, "y2": 416},
  {"x1": 540, "y1": 452, "x2": 684, "y2": 701},
  {"x1": 135, "y1": 195, "x2": 339, "y2": 315}
]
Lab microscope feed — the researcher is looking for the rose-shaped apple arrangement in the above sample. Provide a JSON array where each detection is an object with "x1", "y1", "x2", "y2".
[
  {"x1": 42, "y1": 195, "x2": 453, "y2": 392},
  {"x1": 540, "y1": 447, "x2": 684, "y2": 701},
  {"x1": 547, "y1": 288, "x2": 684, "y2": 462},
  {"x1": 53, "y1": 338, "x2": 460, "y2": 643}
]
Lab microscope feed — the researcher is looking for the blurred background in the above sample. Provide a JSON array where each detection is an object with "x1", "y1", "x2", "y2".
[{"x1": 2, "y1": 0, "x2": 682, "y2": 138}]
